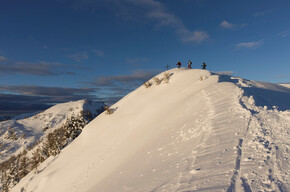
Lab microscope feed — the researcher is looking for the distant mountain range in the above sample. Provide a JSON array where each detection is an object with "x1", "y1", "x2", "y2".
[
  {"x1": 0, "y1": 99, "x2": 104, "y2": 162},
  {"x1": 279, "y1": 83, "x2": 290, "y2": 88}
]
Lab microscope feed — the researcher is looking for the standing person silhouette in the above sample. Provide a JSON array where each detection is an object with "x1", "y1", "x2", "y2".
[
  {"x1": 176, "y1": 61, "x2": 181, "y2": 68},
  {"x1": 201, "y1": 62, "x2": 207, "y2": 70},
  {"x1": 188, "y1": 60, "x2": 192, "y2": 69}
]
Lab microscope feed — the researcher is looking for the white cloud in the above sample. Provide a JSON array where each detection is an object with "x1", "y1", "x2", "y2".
[
  {"x1": 236, "y1": 40, "x2": 263, "y2": 49},
  {"x1": 181, "y1": 30, "x2": 209, "y2": 43},
  {"x1": 147, "y1": 9, "x2": 180, "y2": 28},
  {"x1": 140, "y1": 0, "x2": 209, "y2": 43},
  {"x1": 278, "y1": 30, "x2": 290, "y2": 38},
  {"x1": 73, "y1": 0, "x2": 209, "y2": 43},
  {"x1": 220, "y1": 20, "x2": 245, "y2": 30},
  {"x1": 0, "y1": 56, "x2": 8, "y2": 62},
  {"x1": 92, "y1": 49, "x2": 105, "y2": 57},
  {"x1": 67, "y1": 52, "x2": 89, "y2": 62},
  {"x1": 254, "y1": 9, "x2": 273, "y2": 17},
  {"x1": 0, "y1": 60, "x2": 75, "y2": 76},
  {"x1": 220, "y1": 20, "x2": 236, "y2": 29}
]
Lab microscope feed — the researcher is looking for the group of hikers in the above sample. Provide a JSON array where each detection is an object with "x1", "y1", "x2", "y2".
[{"x1": 176, "y1": 60, "x2": 207, "y2": 70}]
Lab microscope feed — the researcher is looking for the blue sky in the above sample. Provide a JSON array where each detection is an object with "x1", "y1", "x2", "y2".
[{"x1": 1, "y1": 0, "x2": 290, "y2": 116}]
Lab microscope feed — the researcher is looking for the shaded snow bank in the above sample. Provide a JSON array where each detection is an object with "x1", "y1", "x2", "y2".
[{"x1": 216, "y1": 74, "x2": 290, "y2": 111}]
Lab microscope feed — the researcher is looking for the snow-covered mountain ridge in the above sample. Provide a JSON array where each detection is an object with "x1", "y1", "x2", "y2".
[
  {"x1": 280, "y1": 84, "x2": 290, "y2": 89},
  {"x1": 0, "y1": 99, "x2": 104, "y2": 162},
  {"x1": 12, "y1": 69, "x2": 290, "y2": 192}
]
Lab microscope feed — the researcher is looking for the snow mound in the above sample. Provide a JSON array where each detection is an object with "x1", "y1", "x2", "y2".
[{"x1": 12, "y1": 69, "x2": 290, "y2": 192}]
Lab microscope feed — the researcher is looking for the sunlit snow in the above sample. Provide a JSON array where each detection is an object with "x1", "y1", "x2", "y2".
[{"x1": 11, "y1": 69, "x2": 290, "y2": 192}]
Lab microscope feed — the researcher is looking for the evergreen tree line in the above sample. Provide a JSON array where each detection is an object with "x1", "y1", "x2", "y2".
[{"x1": 0, "y1": 109, "x2": 101, "y2": 192}]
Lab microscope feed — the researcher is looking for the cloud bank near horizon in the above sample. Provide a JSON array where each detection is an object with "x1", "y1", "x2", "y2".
[
  {"x1": 0, "y1": 56, "x2": 76, "y2": 76},
  {"x1": 0, "y1": 70, "x2": 158, "y2": 116}
]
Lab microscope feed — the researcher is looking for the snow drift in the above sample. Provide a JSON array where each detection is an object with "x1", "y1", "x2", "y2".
[{"x1": 12, "y1": 69, "x2": 290, "y2": 192}]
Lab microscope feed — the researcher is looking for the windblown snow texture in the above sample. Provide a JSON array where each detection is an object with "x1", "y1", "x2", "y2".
[{"x1": 11, "y1": 69, "x2": 290, "y2": 192}]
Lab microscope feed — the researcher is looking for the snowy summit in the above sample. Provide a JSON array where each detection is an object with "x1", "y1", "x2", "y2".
[{"x1": 12, "y1": 69, "x2": 290, "y2": 192}]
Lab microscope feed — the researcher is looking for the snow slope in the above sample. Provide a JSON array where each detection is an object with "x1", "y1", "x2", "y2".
[
  {"x1": 0, "y1": 100, "x2": 104, "y2": 162},
  {"x1": 12, "y1": 69, "x2": 290, "y2": 192},
  {"x1": 280, "y1": 84, "x2": 290, "y2": 89}
]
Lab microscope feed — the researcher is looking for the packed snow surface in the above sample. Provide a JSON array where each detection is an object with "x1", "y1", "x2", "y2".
[{"x1": 12, "y1": 69, "x2": 290, "y2": 192}]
